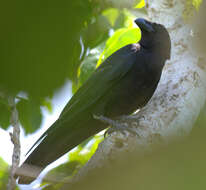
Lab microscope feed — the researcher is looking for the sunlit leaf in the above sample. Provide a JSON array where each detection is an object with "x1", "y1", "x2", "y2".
[
  {"x1": 184, "y1": 0, "x2": 203, "y2": 19},
  {"x1": 134, "y1": 0, "x2": 145, "y2": 8},
  {"x1": 0, "y1": 159, "x2": 9, "y2": 189},
  {"x1": 78, "y1": 136, "x2": 94, "y2": 148},
  {"x1": 0, "y1": 157, "x2": 19, "y2": 189},
  {"x1": 97, "y1": 27, "x2": 141, "y2": 67},
  {"x1": 192, "y1": 0, "x2": 202, "y2": 10},
  {"x1": 69, "y1": 135, "x2": 103, "y2": 165},
  {"x1": 123, "y1": 9, "x2": 137, "y2": 28}
]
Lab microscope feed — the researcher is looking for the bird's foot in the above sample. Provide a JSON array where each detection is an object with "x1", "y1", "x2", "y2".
[
  {"x1": 105, "y1": 124, "x2": 137, "y2": 138},
  {"x1": 93, "y1": 114, "x2": 136, "y2": 137},
  {"x1": 116, "y1": 114, "x2": 141, "y2": 122}
]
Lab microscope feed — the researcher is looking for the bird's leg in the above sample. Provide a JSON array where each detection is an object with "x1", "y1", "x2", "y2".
[
  {"x1": 116, "y1": 115, "x2": 139, "y2": 121},
  {"x1": 116, "y1": 114, "x2": 145, "y2": 123},
  {"x1": 93, "y1": 114, "x2": 137, "y2": 137}
]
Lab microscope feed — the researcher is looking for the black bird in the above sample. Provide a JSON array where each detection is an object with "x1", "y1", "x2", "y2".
[{"x1": 16, "y1": 18, "x2": 171, "y2": 184}]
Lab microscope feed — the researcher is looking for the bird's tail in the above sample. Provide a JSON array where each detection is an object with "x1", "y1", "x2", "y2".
[
  {"x1": 15, "y1": 116, "x2": 105, "y2": 184},
  {"x1": 15, "y1": 163, "x2": 44, "y2": 184}
]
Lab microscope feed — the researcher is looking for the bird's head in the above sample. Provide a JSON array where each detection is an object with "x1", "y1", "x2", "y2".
[{"x1": 135, "y1": 18, "x2": 171, "y2": 60}]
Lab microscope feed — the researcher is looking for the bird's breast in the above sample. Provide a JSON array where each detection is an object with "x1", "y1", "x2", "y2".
[{"x1": 103, "y1": 64, "x2": 161, "y2": 118}]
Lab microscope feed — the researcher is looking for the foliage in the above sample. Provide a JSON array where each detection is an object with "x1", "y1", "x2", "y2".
[
  {"x1": 0, "y1": 0, "x2": 102, "y2": 133},
  {"x1": 0, "y1": 0, "x2": 143, "y2": 134},
  {"x1": 183, "y1": 0, "x2": 202, "y2": 19},
  {"x1": 0, "y1": 157, "x2": 9, "y2": 189},
  {"x1": 74, "y1": 9, "x2": 141, "y2": 90},
  {"x1": 1, "y1": 0, "x2": 205, "y2": 189},
  {"x1": 192, "y1": 0, "x2": 202, "y2": 10},
  {"x1": 0, "y1": 0, "x2": 93, "y2": 98},
  {"x1": 16, "y1": 98, "x2": 42, "y2": 134},
  {"x1": 0, "y1": 1, "x2": 144, "y2": 188},
  {"x1": 134, "y1": 0, "x2": 146, "y2": 8},
  {"x1": 0, "y1": 0, "x2": 202, "y2": 134},
  {"x1": 72, "y1": 49, "x2": 100, "y2": 94},
  {"x1": 0, "y1": 97, "x2": 10, "y2": 130},
  {"x1": 0, "y1": 157, "x2": 19, "y2": 190},
  {"x1": 97, "y1": 27, "x2": 141, "y2": 67}
]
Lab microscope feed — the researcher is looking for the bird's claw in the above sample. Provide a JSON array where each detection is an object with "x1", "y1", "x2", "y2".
[
  {"x1": 93, "y1": 114, "x2": 137, "y2": 138},
  {"x1": 104, "y1": 124, "x2": 137, "y2": 138}
]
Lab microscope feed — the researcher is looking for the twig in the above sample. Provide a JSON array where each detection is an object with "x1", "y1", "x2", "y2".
[{"x1": 7, "y1": 96, "x2": 21, "y2": 190}]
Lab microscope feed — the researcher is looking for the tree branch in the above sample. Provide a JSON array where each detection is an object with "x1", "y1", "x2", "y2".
[{"x1": 7, "y1": 96, "x2": 21, "y2": 190}]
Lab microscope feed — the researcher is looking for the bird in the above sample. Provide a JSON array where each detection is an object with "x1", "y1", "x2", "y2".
[{"x1": 15, "y1": 18, "x2": 171, "y2": 184}]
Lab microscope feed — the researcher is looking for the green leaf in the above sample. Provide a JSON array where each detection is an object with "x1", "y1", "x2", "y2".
[
  {"x1": 0, "y1": 0, "x2": 93, "y2": 99},
  {"x1": 102, "y1": 8, "x2": 120, "y2": 27},
  {"x1": 0, "y1": 157, "x2": 19, "y2": 189},
  {"x1": 0, "y1": 157, "x2": 9, "y2": 190},
  {"x1": 42, "y1": 161, "x2": 80, "y2": 186},
  {"x1": 69, "y1": 135, "x2": 103, "y2": 165},
  {"x1": 78, "y1": 136, "x2": 94, "y2": 148},
  {"x1": 41, "y1": 99, "x2": 53, "y2": 113},
  {"x1": 79, "y1": 55, "x2": 98, "y2": 84},
  {"x1": 183, "y1": 0, "x2": 203, "y2": 19},
  {"x1": 0, "y1": 101, "x2": 11, "y2": 130},
  {"x1": 134, "y1": 0, "x2": 145, "y2": 9},
  {"x1": 17, "y1": 99, "x2": 42, "y2": 134},
  {"x1": 42, "y1": 135, "x2": 103, "y2": 187},
  {"x1": 0, "y1": 97, "x2": 8, "y2": 107},
  {"x1": 113, "y1": 12, "x2": 126, "y2": 29},
  {"x1": 0, "y1": 157, "x2": 8, "y2": 179},
  {"x1": 192, "y1": 0, "x2": 202, "y2": 10},
  {"x1": 82, "y1": 15, "x2": 110, "y2": 49},
  {"x1": 72, "y1": 49, "x2": 100, "y2": 93},
  {"x1": 97, "y1": 27, "x2": 141, "y2": 67}
]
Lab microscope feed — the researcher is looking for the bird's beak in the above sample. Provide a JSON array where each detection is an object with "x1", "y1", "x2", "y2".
[{"x1": 135, "y1": 18, "x2": 155, "y2": 33}]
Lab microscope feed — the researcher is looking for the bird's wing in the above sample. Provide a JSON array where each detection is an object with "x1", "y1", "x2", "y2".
[
  {"x1": 59, "y1": 44, "x2": 140, "y2": 119},
  {"x1": 26, "y1": 44, "x2": 140, "y2": 155}
]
